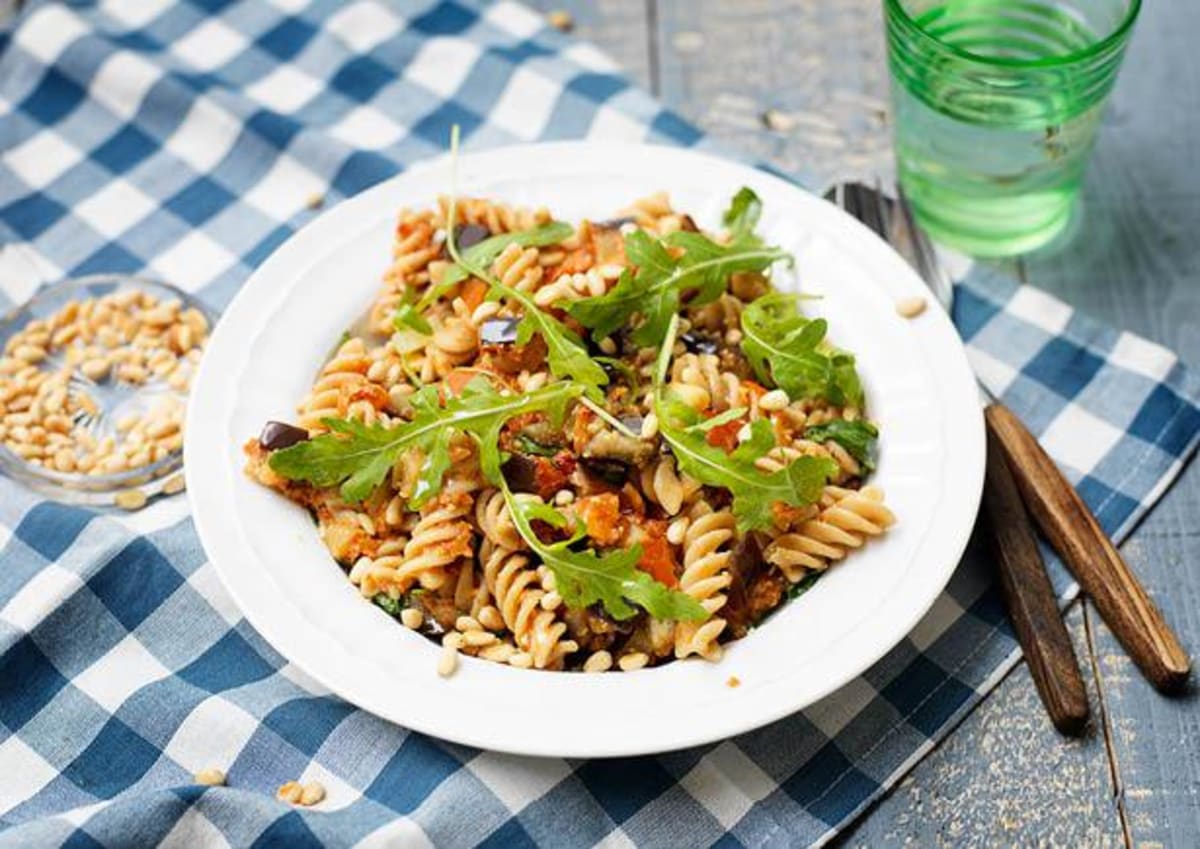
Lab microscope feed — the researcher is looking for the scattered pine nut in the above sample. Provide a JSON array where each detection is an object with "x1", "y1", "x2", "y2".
[
  {"x1": 761, "y1": 108, "x2": 797, "y2": 132},
  {"x1": 299, "y1": 781, "x2": 326, "y2": 806},
  {"x1": 277, "y1": 781, "x2": 303, "y2": 804},
  {"x1": 400, "y1": 608, "x2": 423, "y2": 630},
  {"x1": 437, "y1": 642, "x2": 459, "y2": 677},
  {"x1": 547, "y1": 9, "x2": 573, "y2": 31},
  {"x1": 726, "y1": 676, "x2": 741, "y2": 689},
  {"x1": 194, "y1": 767, "x2": 226, "y2": 786},
  {"x1": 162, "y1": 474, "x2": 186, "y2": 495},
  {"x1": 896, "y1": 296, "x2": 927, "y2": 318},
  {"x1": 305, "y1": 193, "x2": 325, "y2": 210}
]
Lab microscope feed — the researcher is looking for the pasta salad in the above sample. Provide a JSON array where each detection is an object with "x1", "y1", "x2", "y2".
[{"x1": 243, "y1": 186, "x2": 894, "y2": 674}]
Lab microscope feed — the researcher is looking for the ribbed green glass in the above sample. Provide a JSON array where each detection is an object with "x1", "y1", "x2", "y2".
[{"x1": 885, "y1": 0, "x2": 1140, "y2": 257}]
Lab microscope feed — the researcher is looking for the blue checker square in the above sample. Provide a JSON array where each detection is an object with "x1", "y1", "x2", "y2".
[
  {"x1": 780, "y1": 742, "x2": 877, "y2": 826},
  {"x1": 1022, "y1": 336, "x2": 1106, "y2": 400},
  {"x1": 62, "y1": 717, "x2": 160, "y2": 799},
  {"x1": 331, "y1": 55, "x2": 394, "y2": 103},
  {"x1": 478, "y1": 818, "x2": 538, "y2": 849},
  {"x1": 412, "y1": 101, "x2": 484, "y2": 147},
  {"x1": 21, "y1": 67, "x2": 87, "y2": 125},
  {"x1": 250, "y1": 811, "x2": 324, "y2": 849},
  {"x1": 164, "y1": 176, "x2": 237, "y2": 226},
  {"x1": 565, "y1": 72, "x2": 628, "y2": 104},
  {"x1": 0, "y1": 192, "x2": 69, "y2": 240},
  {"x1": 332, "y1": 150, "x2": 396, "y2": 198},
  {"x1": 878, "y1": 654, "x2": 977, "y2": 737},
  {"x1": 256, "y1": 16, "x2": 318, "y2": 61},
  {"x1": 365, "y1": 735, "x2": 462, "y2": 814},
  {"x1": 177, "y1": 631, "x2": 276, "y2": 693},
  {"x1": 411, "y1": 1, "x2": 478, "y2": 35},
  {"x1": 0, "y1": 636, "x2": 69, "y2": 731},
  {"x1": 575, "y1": 757, "x2": 675, "y2": 824},
  {"x1": 87, "y1": 538, "x2": 183, "y2": 632},
  {"x1": 60, "y1": 830, "x2": 105, "y2": 849},
  {"x1": 72, "y1": 240, "x2": 145, "y2": 277},
  {"x1": 91, "y1": 125, "x2": 159, "y2": 174},
  {"x1": 13, "y1": 503, "x2": 92, "y2": 562},
  {"x1": 1130, "y1": 383, "x2": 1200, "y2": 454},
  {"x1": 263, "y1": 696, "x2": 355, "y2": 757}
]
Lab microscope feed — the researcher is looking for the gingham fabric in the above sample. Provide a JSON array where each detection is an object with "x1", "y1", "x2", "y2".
[{"x1": 0, "y1": 2, "x2": 1197, "y2": 847}]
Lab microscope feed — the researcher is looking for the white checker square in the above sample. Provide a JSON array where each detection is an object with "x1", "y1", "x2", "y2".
[
  {"x1": 150, "y1": 230, "x2": 237, "y2": 291},
  {"x1": 593, "y1": 830, "x2": 637, "y2": 849},
  {"x1": 489, "y1": 68, "x2": 560, "y2": 140},
  {"x1": 298, "y1": 762, "x2": 360, "y2": 811},
  {"x1": 266, "y1": 0, "x2": 311, "y2": 10},
  {"x1": 466, "y1": 751, "x2": 571, "y2": 812},
  {"x1": 908, "y1": 592, "x2": 966, "y2": 651},
  {"x1": 0, "y1": 736, "x2": 57, "y2": 812},
  {"x1": 356, "y1": 819, "x2": 435, "y2": 849},
  {"x1": 245, "y1": 65, "x2": 323, "y2": 114},
  {"x1": 966, "y1": 346, "x2": 1019, "y2": 397},
  {"x1": 587, "y1": 106, "x2": 648, "y2": 143},
  {"x1": 243, "y1": 156, "x2": 326, "y2": 220},
  {"x1": 0, "y1": 564, "x2": 83, "y2": 633},
  {"x1": 4, "y1": 131, "x2": 82, "y2": 190},
  {"x1": 680, "y1": 742, "x2": 777, "y2": 830},
  {"x1": 1038, "y1": 403, "x2": 1125, "y2": 477},
  {"x1": 169, "y1": 97, "x2": 243, "y2": 173},
  {"x1": 804, "y1": 676, "x2": 880, "y2": 739},
  {"x1": 73, "y1": 635, "x2": 172, "y2": 713},
  {"x1": 1108, "y1": 331, "x2": 1175, "y2": 382},
  {"x1": 187, "y1": 565, "x2": 242, "y2": 626},
  {"x1": 17, "y1": 5, "x2": 89, "y2": 64},
  {"x1": 329, "y1": 105, "x2": 406, "y2": 150},
  {"x1": 406, "y1": 37, "x2": 480, "y2": 98},
  {"x1": 100, "y1": 0, "x2": 171, "y2": 28},
  {"x1": 91, "y1": 52, "x2": 164, "y2": 121},
  {"x1": 485, "y1": 1, "x2": 542, "y2": 38},
  {"x1": 75, "y1": 179, "x2": 156, "y2": 240},
  {"x1": 277, "y1": 662, "x2": 331, "y2": 695},
  {"x1": 327, "y1": 1, "x2": 404, "y2": 53},
  {"x1": 60, "y1": 800, "x2": 108, "y2": 827},
  {"x1": 171, "y1": 18, "x2": 249, "y2": 72},
  {"x1": 562, "y1": 42, "x2": 621, "y2": 73},
  {"x1": 159, "y1": 808, "x2": 232, "y2": 849},
  {"x1": 108, "y1": 492, "x2": 192, "y2": 536},
  {"x1": 1005, "y1": 285, "x2": 1073, "y2": 335},
  {"x1": 164, "y1": 696, "x2": 259, "y2": 773}
]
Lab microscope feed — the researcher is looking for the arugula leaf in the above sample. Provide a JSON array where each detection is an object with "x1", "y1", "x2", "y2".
[
  {"x1": 568, "y1": 226, "x2": 790, "y2": 347},
  {"x1": 513, "y1": 433, "x2": 559, "y2": 457},
  {"x1": 803, "y1": 419, "x2": 879, "y2": 470},
  {"x1": 393, "y1": 302, "x2": 432, "y2": 335},
  {"x1": 269, "y1": 378, "x2": 584, "y2": 504},
  {"x1": 417, "y1": 221, "x2": 574, "y2": 311},
  {"x1": 740, "y1": 292, "x2": 864, "y2": 407},
  {"x1": 372, "y1": 593, "x2": 402, "y2": 617},
  {"x1": 499, "y1": 482, "x2": 708, "y2": 622},
  {"x1": 653, "y1": 316, "x2": 837, "y2": 531},
  {"x1": 723, "y1": 186, "x2": 763, "y2": 239},
  {"x1": 687, "y1": 406, "x2": 748, "y2": 433}
]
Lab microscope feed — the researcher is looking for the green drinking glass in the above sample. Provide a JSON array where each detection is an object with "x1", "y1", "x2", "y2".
[{"x1": 885, "y1": 0, "x2": 1141, "y2": 257}]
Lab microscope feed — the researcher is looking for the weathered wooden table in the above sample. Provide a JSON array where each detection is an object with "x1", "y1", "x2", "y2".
[{"x1": 526, "y1": 1, "x2": 1200, "y2": 845}]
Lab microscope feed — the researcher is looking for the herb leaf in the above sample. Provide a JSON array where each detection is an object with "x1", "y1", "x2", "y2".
[
  {"x1": 417, "y1": 221, "x2": 574, "y2": 311},
  {"x1": 653, "y1": 317, "x2": 836, "y2": 531},
  {"x1": 568, "y1": 188, "x2": 790, "y2": 347},
  {"x1": 393, "y1": 302, "x2": 432, "y2": 335},
  {"x1": 740, "y1": 292, "x2": 864, "y2": 407},
  {"x1": 803, "y1": 419, "x2": 879, "y2": 470},
  {"x1": 500, "y1": 482, "x2": 708, "y2": 622},
  {"x1": 269, "y1": 378, "x2": 584, "y2": 504},
  {"x1": 723, "y1": 186, "x2": 763, "y2": 238}
]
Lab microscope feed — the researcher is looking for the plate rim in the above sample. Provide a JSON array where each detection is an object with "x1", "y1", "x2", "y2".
[{"x1": 186, "y1": 141, "x2": 985, "y2": 757}]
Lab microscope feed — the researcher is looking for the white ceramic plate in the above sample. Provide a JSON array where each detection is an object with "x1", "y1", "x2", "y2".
[{"x1": 186, "y1": 142, "x2": 984, "y2": 758}]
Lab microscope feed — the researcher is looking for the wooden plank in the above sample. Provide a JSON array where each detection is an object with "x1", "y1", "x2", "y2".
[
  {"x1": 521, "y1": 0, "x2": 655, "y2": 91},
  {"x1": 833, "y1": 606, "x2": 1124, "y2": 848}
]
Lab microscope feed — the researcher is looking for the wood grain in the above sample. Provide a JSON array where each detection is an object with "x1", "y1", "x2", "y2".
[
  {"x1": 986, "y1": 403, "x2": 1191, "y2": 693},
  {"x1": 982, "y1": 422, "x2": 1090, "y2": 735}
]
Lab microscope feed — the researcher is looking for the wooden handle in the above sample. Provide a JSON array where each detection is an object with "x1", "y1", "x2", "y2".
[
  {"x1": 982, "y1": 424, "x2": 1089, "y2": 735},
  {"x1": 985, "y1": 403, "x2": 1191, "y2": 692}
]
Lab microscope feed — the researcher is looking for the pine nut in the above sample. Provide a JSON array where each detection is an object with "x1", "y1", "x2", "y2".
[
  {"x1": 194, "y1": 768, "x2": 226, "y2": 786},
  {"x1": 759, "y1": 389, "x2": 790, "y2": 411},
  {"x1": 896, "y1": 296, "x2": 927, "y2": 318},
  {"x1": 400, "y1": 608, "x2": 424, "y2": 630}
]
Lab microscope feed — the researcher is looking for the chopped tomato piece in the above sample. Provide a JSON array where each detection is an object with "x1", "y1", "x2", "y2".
[
  {"x1": 705, "y1": 418, "x2": 743, "y2": 452},
  {"x1": 443, "y1": 368, "x2": 486, "y2": 398},
  {"x1": 460, "y1": 278, "x2": 489, "y2": 311},
  {"x1": 574, "y1": 493, "x2": 624, "y2": 546},
  {"x1": 637, "y1": 528, "x2": 679, "y2": 588}
]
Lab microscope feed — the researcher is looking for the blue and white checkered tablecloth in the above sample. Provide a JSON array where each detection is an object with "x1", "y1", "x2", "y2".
[{"x1": 1, "y1": 2, "x2": 1197, "y2": 847}]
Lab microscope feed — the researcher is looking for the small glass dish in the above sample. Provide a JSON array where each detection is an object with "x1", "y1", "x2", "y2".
[{"x1": 0, "y1": 274, "x2": 216, "y2": 507}]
